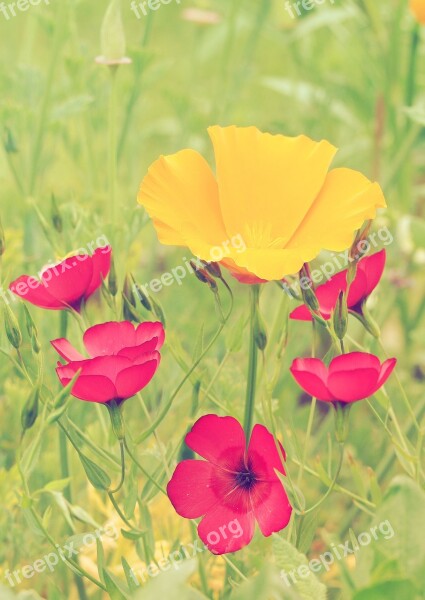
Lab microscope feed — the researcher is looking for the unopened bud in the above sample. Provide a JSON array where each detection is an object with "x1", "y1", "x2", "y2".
[
  {"x1": 150, "y1": 296, "x2": 166, "y2": 327},
  {"x1": 21, "y1": 386, "x2": 40, "y2": 432},
  {"x1": 3, "y1": 127, "x2": 18, "y2": 153},
  {"x1": 254, "y1": 311, "x2": 267, "y2": 351},
  {"x1": 190, "y1": 261, "x2": 218, "y2": 292},
  {"x1": 4, "y1": 303, "x2": 22, "y2": 349},
  {"x1": 122, "y1": 293, "x2": 140, "y2": 322},
  {"x1": 132, "y1": 278, "x2": 152, "y2": 311},
  {"x1": 108, "y1": 257, "x2": 118, "y2": 297},
  {"x1": 98, "y1": 0, "x2": 129, "y2": 64},
  {"x1": 201, "y1": 261, "x2": 222, "y2": 279},
  {"x1": 50, "y1": 194, "x2": 63, "y2": 233},
  {"x1": 333, "y1": 291, "x2": 348, "y2": 341}
]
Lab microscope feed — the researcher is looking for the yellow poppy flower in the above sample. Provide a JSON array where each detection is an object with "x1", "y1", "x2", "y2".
[
  {"x1": 410, "y1": 0, "x2": 425, "y2": 23},
  {"x1": 138, "y1": 126, "x2": 386, "y2": 282}
]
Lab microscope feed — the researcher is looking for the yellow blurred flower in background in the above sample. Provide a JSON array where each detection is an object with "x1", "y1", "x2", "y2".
[
  {"x1": 410, "y1": 0, "x2": 425, "y2": 23},
  {"x1": 138, "y1": 126, "x2": 386, "y2": 281}
]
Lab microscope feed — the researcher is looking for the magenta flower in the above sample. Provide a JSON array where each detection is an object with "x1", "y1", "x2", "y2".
[
  {"x1": 290, "y1": 352, "x2": 396, "y2": 403},
  {"x1": 10, "y1": 246, "x2": 112, "y2": 312},
  {"x1": 167, "y1": 414, "x2": 292, "y2": 555},
  {"x1": 290, "y1": 249, "x2": 386, "y2": 321},
  {"x1": 52, "y1": 321, "x2": 164, "y2": 404}
]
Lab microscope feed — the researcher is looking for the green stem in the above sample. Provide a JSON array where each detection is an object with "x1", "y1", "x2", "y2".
[
  {"x1": 243, "y1": 285, "x2": 260, "y2": 438},
  {"x1": 108, "y1": 67, "x2": 118, "y2": 234},
  {"x1": 298, "y1": 443, "x2": 345, "y2": 516}
]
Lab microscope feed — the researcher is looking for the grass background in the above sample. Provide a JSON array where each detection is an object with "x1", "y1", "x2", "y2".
[{"x1": 0, "y1": 0, "x2": 424, "y2": 598}]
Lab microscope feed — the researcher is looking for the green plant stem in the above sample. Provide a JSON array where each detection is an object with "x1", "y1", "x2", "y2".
[
  {"x1": 298, "y1": 443, "x2": 345, "y2": 516},
  {"x1": 109, "y1": 440, "x2": 126, "y2": 493},
  {"x1": 136, "y1": 282, "x2": 233, "y2": 444},
  {"x1": 108, "y1": 66, "x2": 118, "y2": 236},
  {"x1": 243, "y1": 285, "x2": 260, "y2": 438}
]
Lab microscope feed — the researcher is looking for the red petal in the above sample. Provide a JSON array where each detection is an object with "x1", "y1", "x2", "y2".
[
  {"x1": 136, "y1": 321, "x2": 165, "y2": 350},
  {"x1": 114, "y1": 354, "x2": 160, "y2": 399},
  {"x1": 167, "y1": 460, "x2": 221, "y2": 518},
  {"x1": 185, "y1": 414, "x2": 246, "y2": 471},
  {"x1": 330, "y1": 352, "x2": 381, "y2": 374},
  {"x1": 290, "y1": 358, "x2": 333, "y2": 401},
  {"x1": 251, "y1": 480, "x2": 292, "y2": 537},
  {"x1": 376, "y1": 358, "x2": 397, "y2": 389},
  {"x1": 248, "y1": 424, "x2": 286, "y2": 479},
  {"x1": 51, "y1": 338, "x2": 85, "y2": 362},
  {"x1": 360, "y1": 249, "x2": 386, "y2": 295},
  {"x1": 84, "y1": 246, "x2": 112, "y2": 299},
  {"x1": 83, "y1": 321, "x2": 137, "y2": 357},
  {"x1": 290, "y1": 270, "x2": 348, "y2": 321},
  {"x1": 197, "y1": 504, "x2": 256, "y2": 555},
  {"x1": 39, "y1": 256, "x2": 94, "y2": 308},
  {"x1": 117, "y1": 340, "x2": 160, "y2": 359},
  {"x1": 289, "y1": 304, "x2": 313, "y2": 321},
  {"x1": 56, "y1": 364, "x2": 117, "y2": 403},
  {"x1": 9, "y1": 276, "x2": 65, "y2": 310}
]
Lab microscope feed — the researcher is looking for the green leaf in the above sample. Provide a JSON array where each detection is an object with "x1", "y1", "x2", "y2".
[
  {"x1": 79, "y1": 454, "x2": 111, "y2": 490},
  {"x1": 273, "y1": 535, "x2": 327, "y2": 600},
  {"x1": 102, "y1": 568, "x2": 130, "y2": 600},
  {"x1": 297, "y1": 512, "x2": 319, "y2": 555},
  {"x1": 133, "y1": 560, "x2": 207, "y2": 600},
  {"x1": 122, "y1": 557, "x2": 141, "y2": 593}
]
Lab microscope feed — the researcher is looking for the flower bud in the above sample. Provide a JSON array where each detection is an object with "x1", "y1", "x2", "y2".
[
  {"x1": 50, "y1": 194, "x2": 63, "y2": 234},
  {"x1": 254, "y1": 311, "x2": 267, "y2": 351},
  {"x1": 132, "y1": 278, "x2": 152, "y2": 311},
  {"x1": 4, "y1": 303, "x2": 22, "y2": 349},
  {"x1": 108, "y1": 256, "x2": 118, "y2": 297},
  {"x1": 21, "y1": 386, "x2": 40, "y2": 432},
  {"x1": 190, "y1": 261, "x2": 218, "y2": 292},
  {"x1": 150, "y1": 296, "x2": 166, "y2": 327},
  {"x1": 122, "y1": 293, "x2": 141, "y2": 322},
  {"x1": 3, "y1": 127, "x2": 18, "y2": 154},
  {"x1": 22, "y1": 305, "x2": 40, "y2": 354},
  {"x1": 201, "y1": 261, "x2": 222, "y2": 279},
  {"x1": 333, "y1": 291, "x2": 348, "y2": 341},
  {"x1": 97, "y1": 0, "x2": 131, "y2": 66}
]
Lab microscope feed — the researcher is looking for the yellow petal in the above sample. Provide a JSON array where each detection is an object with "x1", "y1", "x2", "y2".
[
  {"x1": 410, "y1": 0, "x2": 425, "y2": 24},
  {"x1": 227, "y1": 247, "x2": 317, "y2": 280},
  {"x1": 137, "y1": 149, "x2": 227, "y2": 253},
  {"x1": 208, "y1": 125, "x2": 337, "y2": 247},
  {"x1": 285, "y1": 168, "x2": 386, "y2": 252}
]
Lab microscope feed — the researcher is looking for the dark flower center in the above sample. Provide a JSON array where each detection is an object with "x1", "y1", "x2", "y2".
[{"x1": 235, "y1": 469, "x2": 257, "y2": 490}]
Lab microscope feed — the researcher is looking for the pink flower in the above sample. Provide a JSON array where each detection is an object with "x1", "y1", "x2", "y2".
[
  {"x1": 290, "y1": 249, "x2": 386, "y2": 321},
  {"x1": 10, "y1": 246, "x2": 112, "y2": 312},
  {"x1": 290, "y1": 352, "x2": 397, "y2": 403},
  {"x1": 52, "y1": 321, "x2": 164, "y2": 404},
  {"x1": 167, "y1": 415, "x2": 292, "y2": 555}
]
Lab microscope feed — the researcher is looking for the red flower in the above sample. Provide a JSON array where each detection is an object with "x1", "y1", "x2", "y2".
[
  {"x1": 52, "y1": 321, "x2": 164, "y2": 404},
  {"x1": 10, "y1": 246, "x2": 112, "y2": 312},
  {"x1": 167, "y1": 414, "x2": 292, "y2": 555},
  {"x1": 290, "y1": 352, "x2": 396, "y2": 403},
  {"x1": 290, "y1": 249, "x2": 386, "y2": 321}
]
